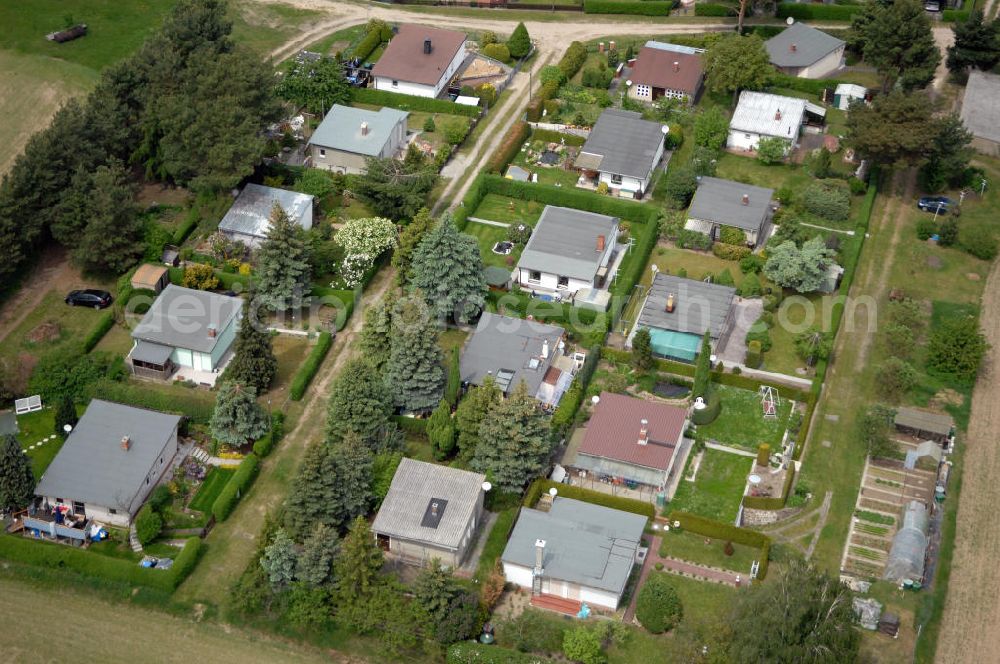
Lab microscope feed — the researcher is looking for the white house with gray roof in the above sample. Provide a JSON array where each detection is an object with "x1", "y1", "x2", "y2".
[
  {"x1": 960, "y1": 71, "x2": 1000, "y2": 156},
  {"x1": 514, "y1": 205, "x2": 620, "y2": 303},
  {"x1": 308, "y1": 104, "x2": 409, "y2": 174},
  {"x1": 459, "y1": 312, "x2": 574, "y2": 407},
  {"x1": 502, "y1": 497, "x2": 646, "y2": 611},
  {"x1": 218, "y1": 183, "x2": 314, "y2": 248},
  {"x1": 685, "y1": 176, "x2": 774, "y2": 247},
  {"x1": 127, "y1": 284, "x2": 243, "y2": 384},
  {"x1": 727, "y1": 91, "x2": 808, "y2": 153},
  {"x1": 33, "y1": 400, "x2": 182, "y2": 528},
  {"x1": 765, "y1": 22, "x2": 845, "y2": 79},
  {"x1": 371, "y1": 458, "x2": 486, "y2": 568},
  {"x1": 574, "y1": 109, "x2": 667, "y2": 199}
]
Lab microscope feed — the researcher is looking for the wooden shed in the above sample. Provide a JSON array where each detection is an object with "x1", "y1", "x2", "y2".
[
  {"x1": 893, "y1": 407, "x2": 954, "y2": 445},
  {"x1": 131, "y1": 264, "x2": 170, "y2": 294}
]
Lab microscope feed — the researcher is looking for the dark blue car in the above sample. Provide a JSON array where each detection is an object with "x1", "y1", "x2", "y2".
[{"x1": 917, "y1": 196, "x2": 954, "y2": 213}]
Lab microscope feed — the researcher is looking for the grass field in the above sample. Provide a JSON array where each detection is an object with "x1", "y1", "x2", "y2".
[
  {"x1": 465, "y1": 221, "x2": 519, "y2": 269},
  {"x1": 471, "y1": 193, "x2": 545, "y2": 225},
  {"x1": 11, "y1": 407, "x2": 65, "y2": 477},
  {"x1": 229, "y1": 1, "x2": 325, "y2": 56},
  {"x1": 188, "y1": 468, "x2": 235, "y2": 513},
  {"x1": 695, "y1": 385, "x2": 792, "y2": 451},
  {"x1": 668, "y1": 448, "x2": 750, "y2": 523}
]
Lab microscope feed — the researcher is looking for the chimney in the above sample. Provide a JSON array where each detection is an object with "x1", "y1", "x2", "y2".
[
  {"x1": 673, "y1": 61, "x2": 679, "y2": 73},
  {"x1": 775, "y1": 109, "x2": 782, "y2": 121},
  {"x1": 423, "y1": 38, "x2": 432, "y2": 55},
  {"x1": 430, "y1": 501, "x2": 439, "y2": 517},
  {"x1": 207, "y1": 325, "x2": 217, "y2": 338},
  {"x1": 742, "y1": 193, "x2": 750, "y2": 206},
  {"x1": 534, "y1": 539, "x2": 546, "y2": 573},
  {"x1": 542, "y1": 339, "x2": 550, "y2": 359},
  {"x1": 121, "y1": 435, "x2": 131, "y2": 452},
  {"x1": 790, "y1": 43, "x2": 797, "y2": 53},
  {"x1": 596, "y1": 234, "x2": 606, "y2": 252},
  {"x1": 638, "y1": 419, "x2": 649, "y2": 446},
  {"x1": 361, "y1": 121, "x2": 369, "y2": 137},
  {"x1": 665, "y1": 292, "x2": 675, "y2": 313}
]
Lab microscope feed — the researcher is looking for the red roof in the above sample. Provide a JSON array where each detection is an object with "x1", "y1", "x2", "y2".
[
  {"x1": 629, "y1": 46, "x2": 704, "y2": 96},
  {"x1": 578, "y1": 392, "x2": 687, "y2": 471},
  {"x1": 372, "y1": 24, "x2": 466, "y2": 87}
]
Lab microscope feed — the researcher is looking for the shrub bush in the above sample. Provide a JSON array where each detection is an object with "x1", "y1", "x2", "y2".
[
  {"x1": 676, "y1": 229, "x2": 713, "y2": 250},
  {"x1": 524, "y1": 479, "x2": 655, "y2": 519},
  {"x1": 776, "y1": 3, "x2": 863, "y2": 19},
  {"x1": 526, "y1": 80, "x2": 560, "y2": 121},
  {"x1": 148, "y1": 485, "x2": 172, "y2": 512},
  {"x1": 83, "y1": 312, "x2": 115, "y2": 353},
  {"x1": 916, "y1": 217, "x2": 937, "y2": 240},
  {"x1": 487, "y1": 121, "x2": 531, "y2": 174},
  {"x1": 482, "y1": 43, "x2": 511, "y2": 63},
  {"x1": 636, "y1": 573, "x2": 683, "y2": 633},
  {"x1": 584, "y1": 0, "x2": 672, "y2": 15},
  {"x1": 351, "y1": 88, "x2": 480, "y2": 117},
  {"x1": 447, "y1": 642, "x2": 553, "y2": 664},
  {"x1": 582, "y1": 66, "x2": 614, "y2": 89},
  {"x1": 745, "y1": 340, "x2": 763, "y2": 369},
  {"x1": 712, "y1": 243, "x2": 751, "y2": 261},
  {"x1": 757, "y1": 137, "x2": 788, "y2": 165},
  {"x1": 212, "y1": 453, "x2": 260, "y2": 522},
  {"x1": 960, "y1": 225, "x2": 998, "y2": 260},
  {"x1": 739, "y1": 273, "x2": 762, "y2": 297},
  {"x1": 719, "y1": 226, "x2": 746, "y2": 246},
  {"x1": 802, "y1": 179, "x2": 851, "y2": 221},
  {"x1": 691, "y1": 390, "x2": 721, "y2": 425},
  {"x1": 695, "y1": 2, "x2": 735, "y2": 15},
  {"x1": 290, "y1": 331, "x2": 333, "y2": 401},
  {"x1": 135, "y1": 504, "x2": 163, "y2": 545}
]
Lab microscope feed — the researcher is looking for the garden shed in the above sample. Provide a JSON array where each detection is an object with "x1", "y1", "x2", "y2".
[
  {"x1": 883, "y1": 500, "x2": 930, "y2": 584},
  {"x1": 131, "y1": 264, "x2": 170, "y2": 294},
  {"x1": 894, "y1": 407, "x2": 954, "y2": 445}
]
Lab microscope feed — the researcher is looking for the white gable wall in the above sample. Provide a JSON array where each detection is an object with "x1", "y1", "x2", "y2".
[{"x1": 373, "y1": 44, "x2": 467, "y2": 98}]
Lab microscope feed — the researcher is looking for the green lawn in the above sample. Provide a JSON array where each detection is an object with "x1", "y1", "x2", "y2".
[
  {"x1": 645, "y1": 246, "x2": 748, "y2": 287},
  {"x1": 659, "y1": 528, "x2": 760, "y2": 575},
  {"x1": 763, "y1": 293, "x2": 828, "y2": 377},
  {"x1": 465, "y1": 221, "x2": 519, "y2": 269},
  {"x1": 695, "y1": 385, "x2": 793, "y2": 451},
  {"x1": 474, "y1": 508, "x2": 517, "y2": 582},
  {"x1": 471, "y1": 193, "x2": 544, "y2": 225},
  {"x1": 269, "y1": 334, "x2": 311, "y2": 399},
  {"x1": 509, "y1": 139, "x2": 582, "y2": 188},
  {"x1": 668, "y1": 448, "x2": 751, "y2": 523},
  {"x1": 94, "y1": 322, "x2": 134, "y2": 356},
  {"x1": 10, "y1": 408, "x2": 66, "y2": 477},
  {"x1": 439, "y1": 328, "x2": 469, "y2": 354},
  {"x1": 304, "y1": 24, "x2": 366, "y2": 57},
  {"x1": 188, "y1": 467, "x2": 235, "y2": 513}
]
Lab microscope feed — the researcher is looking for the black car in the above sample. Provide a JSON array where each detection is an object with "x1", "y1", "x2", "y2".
[
  {"x1": 917, "y1": 196, "x2": 954, "y2": 213},
  {"x1": 65, "y1": 289, "x2": 113, "y2": 309}
]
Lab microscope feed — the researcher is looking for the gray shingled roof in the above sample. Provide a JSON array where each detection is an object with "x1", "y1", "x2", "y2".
[
  {"x1": 218, "y1": 183, "x2": 314, "y2": 240},
  {"x1": 309, "y1": 104, "x2": 409, "y2": 157},
  {"x1": 502, "y1": 498, "x2": 646, "y2": 594},
  {"x1": 516, "y1": 206, "x2": 619, "y2": 281},
  {"x1": 688, "y1": 176, "x2": 773, "y2": 233},
  {"x1": 371, "y1": 458, "x2": 485, "y2": 550},
  {"x1": 638, "y1": 272, "x2": 736, "y2": 339},
  {"x1": 961, "y1": 70, "x2": 1000, "y2": 144},
  {"x1": 460, "y1": 312, "x2": 565, "y2": 397},
  {"x1": 34, "y1": 400, "x2": 182, "y2": 511},
  {"x1": 765, "y1": 22, "x2": 844, "y2": 68},
  {"x1": 575, "y1": 109, "x2": 666, "y2": 180},
  {"x1": 894, "y1": 407, "x2": 954, "y2": 437},
  {"x1": 131, "y1": 284, "x2": 243, "y2": 354}
]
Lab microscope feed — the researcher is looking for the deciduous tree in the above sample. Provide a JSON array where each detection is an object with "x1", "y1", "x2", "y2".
[
  {"x1": 927, "y1": 315, "x2": 988, "y2": 383},
  {"x1": 704, "y1": 34, "x2": 773, "y2": 103},
  {"x1": 472, "y1": 381, "x2": 552, "y2": 492},
  {"x1": 53, "y1": 396, "x2": 78, "y2": 437},
  {"x1": 277, "y1": 56, "x2": 351, "y2": 115},
  {"x1": 210, "y1": 382, "x2": 270, "y2": 448},
  {"x1": 409, "y1": 215, "x2": 487, "y2": 322},
  {"x1": 255, "y1": 203, "x2": 312, "y2": 312},
  {"x1": 355, "y1": 155, "x2": 438, "y2": 221},
  {"x1": 919, "y1": 114, "x2": 974, "y2": 193}
]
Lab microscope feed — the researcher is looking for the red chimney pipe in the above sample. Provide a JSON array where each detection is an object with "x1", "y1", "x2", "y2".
[{"x1": 596, "y1": 234, "x2": 606, "y2": 252}]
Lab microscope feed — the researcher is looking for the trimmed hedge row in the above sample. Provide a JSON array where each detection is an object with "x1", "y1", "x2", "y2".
[
  {"x1": 83, "y1": 312, "x2": 115, "y2": 353},
  {"x1": 167, "y1": 266, "x2": 254, "y2": 292},
  {"x1": 525, "y1": 479, "x2": 657, "y2": 519},
  {"x1": 351, "y1": 88, "x2": 481, "y2": 117},
  {"x1": 526, "y1": 80, "x2": 560, "y2": 122},
  {"x1": 447, "y1": 642, "x2": 554, "y2": 664},
  {"x1": 771, "y1": 73, "x2": 842, "y2": 97},
  {"x1": 0, "y1": 534, "x2": 201, "y2": 591},
  {"x1": 486, "y1": 120, "x2": 531, "y2": 174},
  {"x1": 691, "y1": 390, "x2": 722, "y2": 425},
  {"x1": 252, "y1": 412, "x2": 286, "y2": 458},
  {"x1": 289, "y1": 331, "x2": 333, "y2": 401},
  {"x1": 743, "y1": 464, "x2": 796, "y2": 510},
  {"x1": 308, "y1": 286, "x2": 356, "y2": 330},
  {"x1": 584, "y1": 0, "x2": 672, "y2": 15},
  {"x1": 352, "y1": 27, "x2": 384, "y2": 62},
  {"x1": 85, "y1": 379, "x2": 215, "y2": 423},
  {"x1": 211, "y1": 453, "x2": 260, "y2": 522},
  {"x1": 667, "y1": 510, "x2": 771, "y2": 579},
  {"x1": 552, "y1": 343, "x2": 601, "y2": 430},
  {"x1": 531, "y1": 127, "x2": 587, "y2": 147},
  {"x1": 172, "y1": 210, "x2": 199, "y2": 245},
  {"x1": 479, "y1": 175, "x2": 660, "y2": 225},
  {"x1": 695, "y1": 2, "x2": 736, "y2": 16},
  {"x1": 776, "y1": 3, "x2": 863, "y2": 19}
]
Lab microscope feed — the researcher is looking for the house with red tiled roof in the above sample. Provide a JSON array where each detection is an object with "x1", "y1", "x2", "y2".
[
  {"x1": 627, "y1": 42, "x2": 704, "y2": 104},
  {"x1": 564, "y1": 392, "x2": 689, "y2": 502},
  {"x1": 371, "y1": 24, "x2": 467, "y2": 98}
]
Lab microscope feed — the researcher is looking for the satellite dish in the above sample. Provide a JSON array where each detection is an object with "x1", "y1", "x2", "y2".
[
  {"x1": 625, "y1": 79, "x2": 633, "y2": 87},
  {"x1": 548, "y1": 487, "x2": 558, "y2": 497},
  {"x1": 660, "y1": 125, "x2": 669, "y2": 135},
  {"x1": 786, "y1": 16, "x2": 794, "y2": 25},
  {"x1": 693, "y1": 396, "x2": 707, "y2": 410},
  {"x1": 591, "y1": 395, "x2": 600, "y2": 405},
  {"x1": 673, "y1": 521, "x2": 681, "y2": 529},
  {"x1": 481, "y1": 481, "x2": 492, "y2": 492},
  {"x1": 63, "y1": 424, "x2": 73, "y2": 434}
]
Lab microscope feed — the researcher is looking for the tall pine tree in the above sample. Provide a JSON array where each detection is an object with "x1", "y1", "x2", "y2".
[
  {"x1": 53, "y1": 395, "x2": 78, "y2": 437},
  {"x1": 472, "y1": 381, "x2": 552, "y2": 492},
  {"x1": 409, "y1": 215, "x2": 487, "y2": 323},
  {"x1": 391, "y1": 207, "x2": 434, "y2": 287},
  {"x1": 260, "y1": 528, "x2": 298, "y2": 589},
  {"x1": 853, "y1": 0, "x2": 940, "y2": 92},
  {"x1": 333, "y1": 516, "x2": 385, "y2": 614},
  {"x1": 455, "y1": 377, "x2": 500, "y2": 460},
  {"x1": 384, "y1": 294, "x2": 444, "y2": 413},
  {"x1": 210, "y1": 381, "x2": 270, "y2": 447},
  {"x1": 427, "y1": 399, "x2": 456, "y2": 460},
  {"x1": 359, "y1": 298, "x2": 393, "y2": 373},
  {"x1": 226, "y1": 296, "x2": 278, "y2": 393},
  {"x1": 0, "y1": 434, "x2": 35, "y2": 512},
  {"x1": 296, "y1": 522, "x2": 339, "y2": 588},
  {"x1": 255, "y1": 203, "x2": 312, "y2": 312},
  {"x1": 947, "y1": 10, "x2": 1000, "y2": 75},
  {"x1": 285, "y1": 435, "x2": 373, "y2": 536},
  {"x1": 326, "y1": 358, "x2": 399, "y2": 451}
]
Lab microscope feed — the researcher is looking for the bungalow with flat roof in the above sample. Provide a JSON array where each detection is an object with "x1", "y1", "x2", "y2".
[
  {"x1": 127, "y1": 284, "x2": 243, "y2": 385},
  {"x1": 574, "y1": 109, "x2": 667, "y2": 199},
  {"x1": 727, "y1": 91, "x2": 808, "y2": 153},
  {"x1": 459, "y1": 312, "x2": 574, "y2": 407},
  {"x1": 627, "y1": 42, "x2": 704, "y2": 104},
  {"x1": 31, "y1": 400, "x2": 182, "y2": 529},
  {"x1": 502, "y1": 497, "x2": 646, "y2": 612},
  {"x1": 960, "y1": 71, "x2": 1000, "y2": 156},
  {"x1": 513, "y1": 205, "x2": 620, "y2": 305},
  {"x1": 371, "y1": 458, "x2": 486, "y2": 568},
  {"x1": 372, "y1": 24, "x2": 467, "y2": 98},
  {"x1": 218, "y1": 183, "x2": 314, "y2": 248},
  {"x1": 633, "y1": 272, "x2": 737, "y2": 362},
  {"x1": 567, "y1": 392, "x2": 688, "y2": 502},
  {"x1": 308, "y1": 104, "x2": 409, "y2": 174},
  {"x1": 765, "y1": 22, "x2": 845, "y2": 79},
  {"x1": 685, "y1": 176, "x2": 774, "y2": 247}
]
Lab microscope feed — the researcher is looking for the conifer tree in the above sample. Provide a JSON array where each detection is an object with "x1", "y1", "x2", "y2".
[
  {"x1": 472, "y1": 381, "x2": 552, "y2": 492},
  {"x1": 507, "y1": 22, "x2": 532, "y2": 59},
  {"x1": 632, "y1": 327, "x2": 654, "y2": 372},
  {"x1": 455, "y1": 377, "x2": 500, "y2": 460},
  {"x1": 409, "y1": 215, "x2": 487, "y2": 322},
  {"x1": 427, "y1": 400, "x2": 456, "y2": 460},
  {"x1": 53, "y1": 395, "x2": 78, "y2": 437},
  {"x1": 255, "y1": 202, "x2": 312, "y2": 312},
  {"x1": 296, "y1": 522, "x2": 339, "y2": 588},
  {"x1": 210, "y1": 381, "x2": 270, "y2": 448},
  {"x1": 0, "y1": 434, "x2": 35, "y2": 512},
  {"x1": 334, "y1": 516, "x2": 384, "y2": 609},
  {"x1": 260, "y1": 528, "x2": 298, "y2": 590},
  {"x1": 391, "y1": 207, "x2": 435, "y2": 287},
  {"x1": 947, "y1": 10, "x2": 1000, "y2": 75},
  {"x1": 445, "y1": 346, "x2": 461, "y2": 407},
  {"x1": 285, "y1": 434, "x2": 374, "y2": 536},
  {"x1": 325, "y1": 357, "x2": 399, "y2": 451},
  {"x1": 384, "y1": 294, "x2": 444, "y2": 412},
  {"x1": 359, "y1": 298, "x2": 393, "y2": 373},
  {"x1": 226, "y1": 296, "x2": 278, "y2": 393}
]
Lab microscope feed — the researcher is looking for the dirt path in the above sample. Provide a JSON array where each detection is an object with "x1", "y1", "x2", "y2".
[
  {"x1": 0, "y1": 246, "x2": 81, "y2": 345},
  {"x1": 175, "y1": 266, "x2": 396, "y2": 603},
  {"x1": 936, "y1": 258, "x2": 1000, "y2": 663}
]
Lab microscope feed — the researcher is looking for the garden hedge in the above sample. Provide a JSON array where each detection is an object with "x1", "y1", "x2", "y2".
[
  {"x1": 942, "y1": 9, "x2": 971, "y2": 21},
  {"x1": 776, "y1": 3, "x2": 863, "y2": 19},
  {"x1": 691, "y1": 390, "x2": 722, "y2": 425},
  {"x1": 771, "y1": 73, "x2": 842, "y2": 97},
  {"x1": 351, "y1": 26, "x2": 384, "y2": 62},
  {"x1": 743, "y1": 463, "x2": 796, "y2": 510},
  {"x1": 695, "y1": 2, "x2": 735, "y2": 16},
  {"x1": 479, "y1": 175, "x2": 659, "y2": 225},
  {"x1": 172, "y1": 210, "x2": 199, "y2": 245},
  {"x1": 252, "y1": 412, "x2": 284, "y2": 458},
  {"x1": 212, "y1": 453, "x2": 260, "y2": 522},
  {"x1": 85, "y1": 379, "x2": 214, "y2": 423},
  {"x1": 667, "y1": 510, "x2": 771, "y2": 579},
  {"x1": 525, "y1": 479, "x2": 656, "y2": 519},
  {"x1": 289, "y1": 331, "x2": 333, "y2": 401},
  {"x1": 447, "y1": 642, "x2": 554, "y2": 664},
  {"x1": 551, "y1": 344, "x2": 601, "y2": 430},
  {"x1": 83, "y1": 312, "x2": 115, "y2": 353},
  {"x1": 392, "y1": 415, "x2": 429, "y2": 435},
  {"x1": 487, "y1": 120, "x2": 531, "y2": 174},
  {"x1": 526, "y1": 80, "x2": 560, "y2": 122},
  {"x1": 351, "y1": 88, "x2": 481, "y2": 117},
  {"x1": 584, "y1": 0, "x2": 672, "y2": 15}
]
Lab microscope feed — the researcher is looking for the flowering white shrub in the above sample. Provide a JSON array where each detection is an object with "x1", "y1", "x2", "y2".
[{"x1": 334, "y1": 217, "x2": 397, "y2": 287}]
